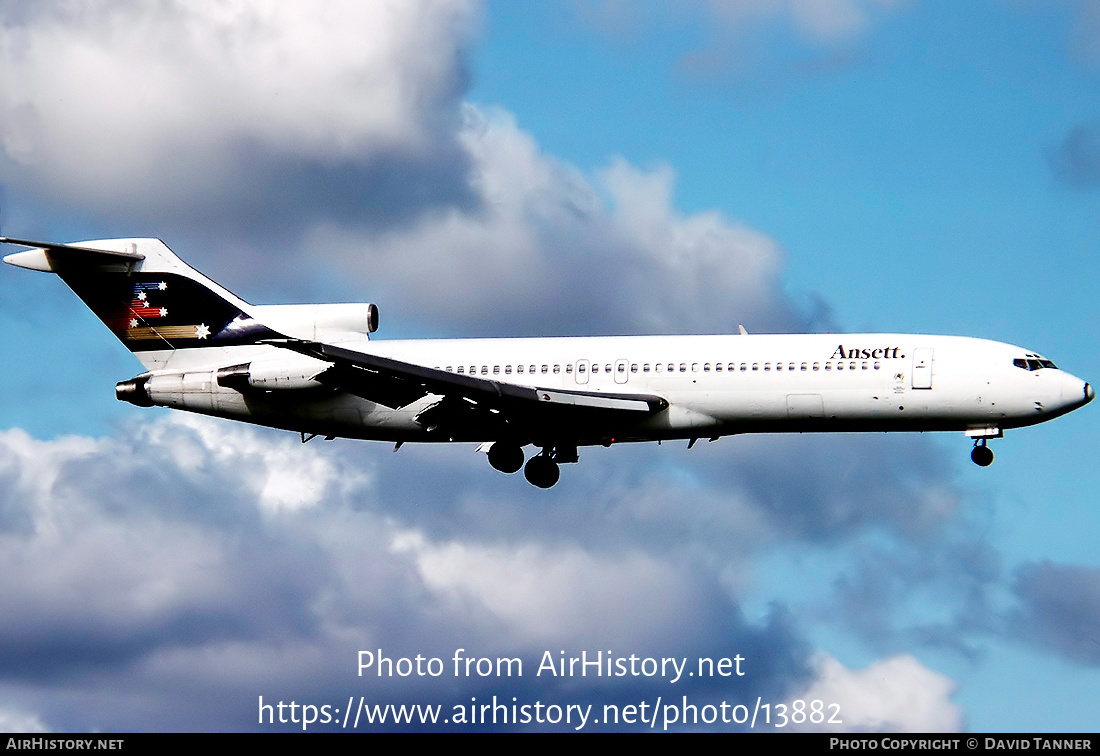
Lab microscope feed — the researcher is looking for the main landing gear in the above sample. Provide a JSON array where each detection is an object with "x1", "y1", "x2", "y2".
[
  {"x1": 484, "y1": 443, "x2": 576, "y2": 488},
  {"x1": 524, "y1": 453, "x2": 560, "y2": 489},
  {"x1": 971, "y1": 439, "x2": 994, "y2": 467},
  {"x1": 487, "y1": 442, "x2": 524, "y2": 474}
]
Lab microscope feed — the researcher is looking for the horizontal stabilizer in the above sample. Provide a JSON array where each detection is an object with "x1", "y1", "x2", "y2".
[{"x1": 1, "y1": 237, "x2": 145, "y2": 272}]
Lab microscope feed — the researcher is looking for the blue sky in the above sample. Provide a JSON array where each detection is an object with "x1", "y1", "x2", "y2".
[{"x1": 0, "y1": 0, "x2": 1097, "y2": 733}]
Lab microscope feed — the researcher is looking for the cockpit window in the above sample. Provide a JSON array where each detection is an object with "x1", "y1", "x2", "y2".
[{"x1": 1013, "y1": 356, "x2": 1058, "y2": 371}]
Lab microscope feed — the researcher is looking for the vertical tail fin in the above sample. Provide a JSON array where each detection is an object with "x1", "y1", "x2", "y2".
[{"x1": 2, "y1": 237, "x2": 279, "y2": 369}]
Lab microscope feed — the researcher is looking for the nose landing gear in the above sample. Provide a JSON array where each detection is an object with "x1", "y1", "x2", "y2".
[{"x1": 971, "y1": 439, "x2": 994, "y2": 467}]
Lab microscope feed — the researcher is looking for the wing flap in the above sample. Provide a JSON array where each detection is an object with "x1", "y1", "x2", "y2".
[
  {"x1": 530, "y1": 388, "x2": 655, "y2": 413},
  {"x1": 316, "y1": 360, "x2": 433, "y2": 410}
]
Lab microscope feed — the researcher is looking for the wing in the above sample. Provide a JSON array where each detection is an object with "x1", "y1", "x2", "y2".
[{"x1": 264, "y1": 338, "x2": 667, "y2": 440}]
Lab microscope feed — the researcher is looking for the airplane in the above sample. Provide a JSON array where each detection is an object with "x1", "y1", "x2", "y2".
[{"x1": 2, "y1": 236, "x2": 1093, "y2": 488}]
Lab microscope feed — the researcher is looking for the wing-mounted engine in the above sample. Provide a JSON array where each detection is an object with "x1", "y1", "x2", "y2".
[{"x1": 248, "y1": 303, "x2": 379, "y2": 341}]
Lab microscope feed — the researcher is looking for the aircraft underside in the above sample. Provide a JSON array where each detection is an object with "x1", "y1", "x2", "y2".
[{"x1": 122, "y1": 380, "x2": 1080, "y2": 488}]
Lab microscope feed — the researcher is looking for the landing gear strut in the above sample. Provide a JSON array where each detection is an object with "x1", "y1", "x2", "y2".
[{"x1": 971, "y1": 439, "x2": 994, "y2": 467}]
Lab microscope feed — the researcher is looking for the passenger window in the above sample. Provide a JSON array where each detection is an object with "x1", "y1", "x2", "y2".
[
  {"x1": 482, "y1": 366, "x2": 488, "y2": 375},
  {"x1": 631, "y1": 364, "x2": 638, "y2": 372},
  {"x1": 715, "y1": 363, "x2": 722, "y2": 372},
  {"x1": 643, "y1": 364, "x2": 651, "y2": 372},
  {"x1": 801, "y1": 363, "x2": 807, "y2": 371},
  {"x1": 565, "y1": 364, "x2": 573, "y2": 373},
  {"x1": 606, "y1": 364, "x2": 612, "y2": 373},
  {"x1": 874, "y1": 362, "x2": 880, "y2": 370},
  {"x1": 825, "y1": 362, "x2": 832, "y2": 371},
  {"x1": 592, "y1": 364, "x2": 599, "y2": 374},
  {"x1": 668, "y1": 364, "x2": 675, "y2": 372},
  {"x1": 862, "y1": 362, "x2": 868, "y2": 370},
  {"x1": 493, "y1": 366, "x2": 500, "y2": 374},
  {"x1": 704, "y1": 363, "x2": 711, "y2": 372},
  {"x1": 517, "y1": 365, "x2": 524, "y2": 374},
  {"x1": 837, "y1": 363, "x2": 844, "y2": 370},
  {"x1": 446, "y1": 366, "x2": 452, "y2": 372},
  {"x1": 618, "y1": 364, "x2": 625, "y2": 373},
  {"x1": 680, "y1": 363, "x2": 687, "y2": 372},
  {"x1": 541, "y1": 365, "x2": 548, "y2": 374},
  {"x1": 554, "y1": 365, "x2": 561, "y2": 374},
  {"x1": 529, "y1": 365, "x2": 536, "y2": 373},
  {"x1": 505, "y1": 366, "x2": 512, "y2": 374},
  {"x1": 813, "y1": 363, "x2": 820, "y2": 371},
  {"x1": 849, "y1": 362, "x2": 856, "y2": 370},
  {"x1": 691, "y1": 363, "x2": 699, "y2": 372},
  {"x1": 764, "y1": 363, "x2": 771, "y2": 371},
  {"x1": 579, "y1": 364, "x2": 586, "y2": 373},
  {"x1": 740, "y1": 363, "x2": 747, "y2": 371},
  {"x1": 752, "y1": 363, "x2": 759, "y2": 371},
  {"x1": 776, "y1": 363, "x2": 783, "y2": 371},
  {"x1": 457, "y1": 366, "x2": 464, "y2": 374}
]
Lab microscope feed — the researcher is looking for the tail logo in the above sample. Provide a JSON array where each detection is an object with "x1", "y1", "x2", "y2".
[
  {"x1": 62, "y1": 271, "x2": 277, "y2": 351},
  {"x1": 112, "y1": 280, "x2": 209, "y2": 343}
]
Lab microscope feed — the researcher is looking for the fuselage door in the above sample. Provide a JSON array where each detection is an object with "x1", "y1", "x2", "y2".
[
  {"x1": 912, "y1": 348, "x2": 933, "y2": 389},
  {"x1": 575, "y1": 359, "x2": 590, "y2": 385},
  {"x1": 614, "y1": 359, "x2": 629, "y2": 384}
]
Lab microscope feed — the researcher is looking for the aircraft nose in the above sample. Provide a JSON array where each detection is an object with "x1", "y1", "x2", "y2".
[{"x1": 1060, "y1": 372, "x2": 1093, "y2": 409}]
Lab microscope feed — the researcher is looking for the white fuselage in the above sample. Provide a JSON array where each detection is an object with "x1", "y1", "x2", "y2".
[{"x1": 135, "y1": 333, "x2": 1093, "y2": 446}]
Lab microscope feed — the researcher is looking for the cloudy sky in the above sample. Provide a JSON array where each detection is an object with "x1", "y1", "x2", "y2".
[{"x1": 0, "y1": 0, "x2": 1097, "y2": 733}]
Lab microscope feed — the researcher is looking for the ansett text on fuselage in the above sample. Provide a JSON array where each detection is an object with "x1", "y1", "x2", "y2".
[{"x1": 830, "y1": 345, "x2": 904, "y2": 360}]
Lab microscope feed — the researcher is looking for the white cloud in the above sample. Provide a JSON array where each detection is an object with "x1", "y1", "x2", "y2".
[
  {"x1": 0, "y1": 706, "x2": 49, "y2": 733},
  {"x1": 0, "y1": 415, "x2": 832, "y2": 728},
  {"x1": 392, "y1": 528, "x2": 712, "y2": 648},
  {"x1": 783, "y1": 654, "x2": 963, "y2": 732},
  {"x1": 0, "y1": 0, "x2": 478, "y2": 208},
  {"x1": 144, "y1": 414, "x2": 371, "y2": 513},
  {"x1": 309, "y1": 106, "x2": 805, "y2": 336}
]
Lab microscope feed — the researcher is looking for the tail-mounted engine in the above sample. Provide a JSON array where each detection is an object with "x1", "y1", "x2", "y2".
[
  {"x1": 248, "y1": 303, "x2": 379, "y2": 339},
  {"x1": 215, "y1": 357, "x2": 330, "y2": 392}
]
